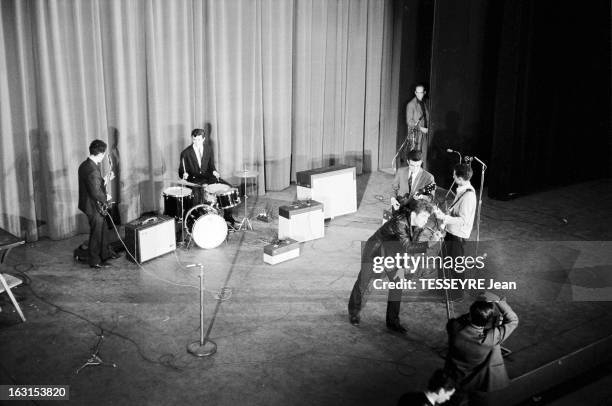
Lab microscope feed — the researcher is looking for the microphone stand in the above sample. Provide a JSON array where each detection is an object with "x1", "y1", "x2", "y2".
[
  {"x1": 187, "y1": 264, "x2": 217, "y2": 357},
  {"x1": 443, "y1": 150, "x2": 461, "y2": 203},
  {"x1": 391, "y1": 136, "x2": 411, "y2": 172},
  {"x1": 472, "y1": 156, "x2": 487, "y2": 256}
]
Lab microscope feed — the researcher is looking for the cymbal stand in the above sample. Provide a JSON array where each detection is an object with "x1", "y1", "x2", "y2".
[
  {"x1": 177, "y1": 182, "x2": 187, "y2": 248},
  {"x1": 236, "y1": 165, "x2": 253, "y2": 231},
  {"x1": 75, "y1": 334, "x2": 117, "y2": 374}
]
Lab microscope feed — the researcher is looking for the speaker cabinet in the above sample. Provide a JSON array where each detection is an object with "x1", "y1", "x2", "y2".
[{"x1": 124, "y1": 215, "x2": 176, "y2": 263}]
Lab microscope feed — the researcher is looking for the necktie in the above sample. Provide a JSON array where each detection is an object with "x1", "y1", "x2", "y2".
[
  {"x1": 418, "y1": 100, "x2": 427, "y2": 128},
  {"x1": 408, "y1": 172, "x2": 413, "y2": 195}
]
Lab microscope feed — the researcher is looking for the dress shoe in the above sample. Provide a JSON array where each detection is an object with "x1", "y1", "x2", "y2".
[
  {"x1": 106, "y1": 252, "x2": 122, "y2": 260},
  {"x1": 349, "y1": 315, "x2": 360, "y2": 326},
  {"x1": 90, "y1": 262, "x2": 112, "y2": 269},
  {"x1": 386, "y1": 322, "x2": 408, "y2": 334}
]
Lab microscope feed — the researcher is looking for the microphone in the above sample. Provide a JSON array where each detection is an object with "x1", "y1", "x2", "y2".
[
  {"x1": 186, "y1": 263, "x2": 202, "y2": 268},
  {"x1": 446, "y1": 148, "x2": 462, "y2": 163},
  {"x1": 472, "y1": 156, "x2": 487, "y2": 169}
]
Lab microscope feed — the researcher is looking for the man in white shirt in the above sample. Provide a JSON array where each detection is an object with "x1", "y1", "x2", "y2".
[
  {"x1": 391, "y1": 150, "x2": 435, "y2": 211},
  {"x1": 435, "y1": 163, "x2": 476, "y2": 301}
]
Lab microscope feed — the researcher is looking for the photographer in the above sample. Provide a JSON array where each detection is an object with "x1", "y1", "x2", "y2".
[{"x1": 445, "y1": 292, "x2": 519, "y2": 404}]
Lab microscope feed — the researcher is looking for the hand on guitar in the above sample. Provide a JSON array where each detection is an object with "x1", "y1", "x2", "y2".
[
  {"x1": 390, "y1": 197, "x2": 400, "y2": 211},
  {"x1": 419, "y1": 127, "x2": 428, "y2": 134},
  {"x1": 433, "y1": 206, "x2": 446, "y2": 221},
  {"x1": 103, "y1": 170, "x2": 115, "y2": 186}
]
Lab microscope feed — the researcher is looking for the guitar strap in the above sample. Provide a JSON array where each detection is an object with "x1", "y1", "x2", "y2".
[{"x1": 448, "y1": 188, "x2": 474, "y2": 212}]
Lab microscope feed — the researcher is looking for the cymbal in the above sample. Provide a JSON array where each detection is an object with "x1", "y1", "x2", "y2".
[
  {"x1": 165, "y1": 178, "x2": 200, "y2": 187},
  {"x1": 234, "y1": 169, "x2": 259, "y2": 178}
]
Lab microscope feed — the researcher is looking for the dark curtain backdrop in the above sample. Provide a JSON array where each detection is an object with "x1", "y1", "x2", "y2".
[
  {"x1": 0, "y1": 0, "x2": 394, "y2": 240},
  {"x1": 427, "y1": 0, "x2": 503, "y2": 189},
  {"x1": 488, "y1": 0, "x2": 611, "y2": 199}
]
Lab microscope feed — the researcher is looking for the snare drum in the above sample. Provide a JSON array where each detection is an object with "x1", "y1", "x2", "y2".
[
  {"x1": 163, "y1": 186, "x2": 194, "y2": 218},
  {"x1": 205, "y1": 183, "x2": 241, "y2": 209},
  {"x1": 184, "y1": 204, "x2": 228, "y2": 249}
]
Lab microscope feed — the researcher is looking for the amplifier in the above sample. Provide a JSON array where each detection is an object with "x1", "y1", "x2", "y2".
[
  {"x1": 124, "y1": 215, "x2": 176, "y2": 263},
  {"x1": 296, "y1": 165, "x2": 357, "y2": 219},
  {"x1": 278, "y1": 200, "x2": 324, "y2": 242},
  {"x1": 263, "y1": 238, "x2": 300, "y2": 265}
]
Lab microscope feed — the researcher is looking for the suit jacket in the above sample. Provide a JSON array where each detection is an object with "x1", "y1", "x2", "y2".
[
  {"x1": 406, "y1": 97, "x2": 429, "y2": 129},
  {"x1": 446, "y1": 300, "x2": 519, "y2": 392},
  {"x1": 178, "y1": 143, "x2": 216, "y2": 184},
  {"x1": 78, "y1": 158, "x2": 107, "y2": 217},
  {"x1": 365, "y1": 211, "x2": 429, "y2": 261},
  {"x1": 392, "y1": 167, "x2": 435, "y2": 200}
]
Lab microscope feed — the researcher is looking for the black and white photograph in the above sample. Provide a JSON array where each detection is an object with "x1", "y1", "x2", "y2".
[{"x1": 0, "y1": 0, "x2": 610, "y2": 405}]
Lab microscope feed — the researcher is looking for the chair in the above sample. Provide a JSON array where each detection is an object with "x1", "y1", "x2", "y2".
[{"x1": 0, "y1": 272, "x2": 26, "y2": 322}]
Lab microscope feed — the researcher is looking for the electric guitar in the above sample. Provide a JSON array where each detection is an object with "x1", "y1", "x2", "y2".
[
  {"x1": 394, "y1": 182, "x2": 436, "y2": 208},
  {"x1": 96, "y1": 155, "x2": 116, "y2": 216}
]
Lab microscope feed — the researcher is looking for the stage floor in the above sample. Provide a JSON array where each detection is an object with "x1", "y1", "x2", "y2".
[{"x1": 1, "y1": 173, "x2": 611, "y2": 405}]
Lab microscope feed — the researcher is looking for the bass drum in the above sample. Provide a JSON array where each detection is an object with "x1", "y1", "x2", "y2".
[{"x1": 184, "y1": 204, "x2": 228, "y2": 249}]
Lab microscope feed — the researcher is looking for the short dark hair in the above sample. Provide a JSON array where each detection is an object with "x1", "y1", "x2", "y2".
[
  {"x1": 469, "y1": 300, "x2": 495, "y2": 327},
  {"x1": 415, "y1": 83, "x2": 426, "y2": 92},
  {"x1": 89, "y1": 140, "x2": 107, "y2": 155},
  {"x1": 453, "y1": 163, "x2": 473, "y2": 181},
  {"x1": 407, "y1": 150, "x2": 422, "y2": 162},
  {"x1": 405, "y1": 198, "x2": 434, "y2": 215},
  {"x1": 427, "y1": 369, "x2": 456, "y2": 393},
  {"x1": 191, "y1": 123, "x2": 211, "y2": 139}
]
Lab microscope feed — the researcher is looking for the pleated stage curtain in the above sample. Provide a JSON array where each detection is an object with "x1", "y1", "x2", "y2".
[{"x1": 0, "y1": 0, "x2": 392, "y2": 241}]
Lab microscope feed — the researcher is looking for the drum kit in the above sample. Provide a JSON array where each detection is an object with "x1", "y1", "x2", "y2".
[{"x1": 161, "y1": 170, "x2": 258, "y2": 249}]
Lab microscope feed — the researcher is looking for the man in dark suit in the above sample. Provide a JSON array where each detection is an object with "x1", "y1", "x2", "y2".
[
  {"x1": 445, "y1": 292, "x2": 519, "y2": 404},
  {"x1": 348, "y1": 199, "x2": 441, "y2": 334},
  {"x1": 406, "y1": 84, "x2": 429, "y2": 153},
  {"x1": 78, "y1": 140, "x2": 116, "y2": 269},
  {"x1": 178, "y1": 125, "x2": 236, "y2": 226},
  {"x1": 391, "y1": 150, "x2": 435, "y2": 210}
]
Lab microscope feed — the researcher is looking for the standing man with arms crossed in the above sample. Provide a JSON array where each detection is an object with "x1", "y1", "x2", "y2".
[{"x1": 406, "y1": 84, "x2": 429, "y2": 154}]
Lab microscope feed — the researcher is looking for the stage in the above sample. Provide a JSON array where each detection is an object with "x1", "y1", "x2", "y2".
[{"x1": 1, "y1": 173, "x2": 611, "y2": 405}]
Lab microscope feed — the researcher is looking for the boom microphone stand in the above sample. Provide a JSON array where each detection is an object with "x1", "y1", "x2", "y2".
[
  {"x1": 469, "y1": 156, "x2": 487, "y2": 255},
  {"x1": 391, "y1": 137, "x2": 411, "y2": 172}
]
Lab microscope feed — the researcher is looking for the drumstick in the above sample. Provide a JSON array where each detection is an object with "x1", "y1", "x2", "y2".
[{"x1": 182, "y1": 158, "x2": 186, "y2": 179}]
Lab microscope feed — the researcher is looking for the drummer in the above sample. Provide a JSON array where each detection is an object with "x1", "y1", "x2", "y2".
[{"x1": 178, "y1": 125, "x2": 237, "y2": 228}]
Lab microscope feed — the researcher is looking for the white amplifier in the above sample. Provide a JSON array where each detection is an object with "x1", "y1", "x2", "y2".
[
  {"x1": 278, "y1": 201, "x2": 324, "y2": 242},
  {"x1": 296, "y1": 165, "x2": 357, "y2": 219},
  {"x1": 125, "y1": 216, "x2": 176, "y2": 263}
]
